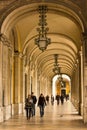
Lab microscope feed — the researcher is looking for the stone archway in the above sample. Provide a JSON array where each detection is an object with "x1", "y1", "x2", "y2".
[{"x1": 0, "y1": 0, "x2": 87, "y2": 123}]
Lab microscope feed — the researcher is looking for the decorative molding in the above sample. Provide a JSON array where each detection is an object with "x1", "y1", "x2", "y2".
[
  {"x1": 0, "y1": 33, "x2": 13, "y2": 49},
  {"x1": 14, "y1": 51, "x2": 23, "y2": 58}
]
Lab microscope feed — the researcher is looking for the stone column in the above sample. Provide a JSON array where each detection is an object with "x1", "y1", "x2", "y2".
[
  {"x1": 37, "y1": 69, "x2": 41, "y2": 97},
  {"x1": 0, "y1": 41, "x2": 3, "y2": 107},
  {"x1": 14, "y1": 52, "x2": 19, "y2": 104},
  {"x1": 79, "y1": 48, "x2": 84, "y2": 116},
  {"x1": 18, "y1": 53, "x2": 23, "y2": 113},
  {"x1": 37, "y1": 79, "x2": 40, "y2": 97},
  {"x1": 47, "y1": 78, "x2": 52, "y2": 96},
  {"x1": 0, "y1": 40, "x2": 3, "y2": 122},
  {"x1": 34, "y1": 65, "x2": 38, "y2": 96},
  {"x1": 29, "y1": 60, "x2": 33, "y2": 94},
  {"x1": 82, "y1": 32, "x2": 87, "y2": 123},
  {"x1": 13, "y1": 51, "x2": 23, "y2": 114},
  {"x1": 71, "y1": 59, "x2": 80, "y2": 111},
  {"x1": 0, "y1": 33, "x2": 13, "y2": 121},
  {"x1": 82, "y1": 32, "x2": 87, "y2": 64},
  {"x1": 23, "y1": 56, "x2": 28, "y2": 101}
]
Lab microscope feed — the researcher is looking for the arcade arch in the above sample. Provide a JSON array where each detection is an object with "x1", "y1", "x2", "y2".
[
  {"x1": 52, "y1": 74, "x2": 71, "y2": 98},
  {"x1": 0, "y1": 0, "x2": 87, "y2": 124}
]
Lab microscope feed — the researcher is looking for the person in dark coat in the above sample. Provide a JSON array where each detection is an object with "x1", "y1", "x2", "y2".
[
  {"x1": 37, "y1": 93, "x2": 46, "y2": 117},
  {"x1": 31, "y1": 92, "x2": 37, "y2": 116},
  {"x1": 46, "y1": 95, "x2": 49, "y2": 104},
  {"x1": 56, "y1": 94, "x2": 60, "y2": 105},
  {"x1": 60, "y1": 94, "x2": 64, "y2": 105}
]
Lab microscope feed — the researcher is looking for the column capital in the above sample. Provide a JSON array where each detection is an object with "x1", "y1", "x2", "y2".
[
  {"x1": 14, "y1": 51, "x2": 23, "y2": 58},
  {"x1": 79, "y1": 50, "x2": 83, "y2": 56}
]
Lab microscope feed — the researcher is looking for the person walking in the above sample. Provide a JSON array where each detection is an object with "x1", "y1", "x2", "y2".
[
  {"x1": 60, "y1": 94, "x2": 64, "y2": 105},
  {"x1": 51, "y1": 95, "x2": 54, "y2": 105},
  {"x1": 25, "y1": 94, "x2": 33, "y2": 120},
  {"x1": 37, "y1": 93, "x2": 46, "y2": 117},
  {"x1": 46, "y1": 95, "x2": 49, "y2": 104},
  {"x1": 56, "y1": 94, "x2": 60, "y2": 105},
  {"x1": 31, "y1": 92, "x2": 37, "y2": 116}
]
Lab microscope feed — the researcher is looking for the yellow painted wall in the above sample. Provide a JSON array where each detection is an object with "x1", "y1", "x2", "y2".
[{"x1": 56, "y1": 80, "x2": 70, "y2": 95}]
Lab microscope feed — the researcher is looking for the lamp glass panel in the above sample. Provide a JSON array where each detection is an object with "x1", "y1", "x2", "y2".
[{"x1": 39, "y1": 40, "x2": 46, "y2": 48}]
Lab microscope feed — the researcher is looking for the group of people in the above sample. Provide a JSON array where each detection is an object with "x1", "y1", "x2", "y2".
[
  {"x1": 25, "y1": 92, "x2": 46, "y2": 119},
  {"x1": 45, "y1": 94, "x2": 69, "y2": 105},
  {"x1": 55, "y1": 94, "x2": 64, "y2": 105},
  {"x1": 25, "y1": 92, "x2": 69, "y2": 120},
  {"x1": 25, "y1": 92, "x2": 37, "y2": 119}
]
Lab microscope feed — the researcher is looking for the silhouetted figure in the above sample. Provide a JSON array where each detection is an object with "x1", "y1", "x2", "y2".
[
  {"x1": 38, "y1": 93, "x2": 46, "y2": 117},
  {"x1": 31, "y1": 92, "x2": 37, "y2": 116},
  {"x1": 60, "y1": 94, "x2": 64, "y2": 105},
  {"x1": 51, "y1": 95, "x2": 54, "y2": 105},
  {"x1": 65, "y1": 94, "x2": 69, "y2": 101},
  {"x1": 56, "y1": 94, "x2": 60, "y2": 105},
  {"x1": 25, "y1": 94, "x2": 33, "y2": 120},
  {"x1": 46, "y1": 95, "x2": 49, "y2": 104}
]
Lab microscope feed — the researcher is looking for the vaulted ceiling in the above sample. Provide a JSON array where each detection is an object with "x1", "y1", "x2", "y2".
[{"x1": 1, "y1": 1, "x2": 85, "y2": 80}]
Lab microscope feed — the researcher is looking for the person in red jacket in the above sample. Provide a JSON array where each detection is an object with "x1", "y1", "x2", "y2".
[{"x1": 37, "y1": 93, "x2": 46, "y2": 117}]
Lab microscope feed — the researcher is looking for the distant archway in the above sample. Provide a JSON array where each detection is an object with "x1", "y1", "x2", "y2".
[{"x1": 52, "y1": 74, "x2": 71, "y2": 99}]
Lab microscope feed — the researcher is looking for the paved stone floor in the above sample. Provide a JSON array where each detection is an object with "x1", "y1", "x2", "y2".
[{"x1": 0, "y1": 100, "x2": 87, "y2": 130}]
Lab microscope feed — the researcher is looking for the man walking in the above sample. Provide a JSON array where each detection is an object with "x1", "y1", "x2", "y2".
[
  {"x1": 31, "y1": 92, "x2": 37, "y2": 116},
  {"x1": 37, "y1": 93, "x2": 46, "y2": 117}
]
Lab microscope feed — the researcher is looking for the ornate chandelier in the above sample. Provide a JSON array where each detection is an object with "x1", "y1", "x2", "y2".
[
  {"x1": 53, "y1": 54, "x2": 60, "y2": 74},
  {"x1": 53, "y1": 54, "x2": 64, "y2": 86},
  {"x1": 35, "y1": 5, "x2": 51, "y2": 52},
  {"x1": 53, "y1": 65, "x2": 60, "y2": 74}
]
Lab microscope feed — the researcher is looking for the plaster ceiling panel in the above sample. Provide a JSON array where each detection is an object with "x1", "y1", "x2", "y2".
[
  {"x1": 24, "y1": 34, "x2": 78, "y2": 63},
  {"x1": 42, "y1": 64, "x2": 72, "y2": 78},
  {"x1": 38, "y1": 55, "x2": 74, "y2": 69},
  {"x1": 48, "y1": 13, "x2": 81, "y2": 43},
  {"x1": 15, "y1": 12, "x2": 81, "y2": 52},
  {"x1": 15, "y1": 14, "x2": 38, "y2": 46},
  {"x1": 32, "y1": 53, "x2": 75, "y2": 78},
  {"x1": 39, "y1": 61, "x2": 72, "y2": 74},
  {"x1": 38, "y1": 53, "x2": 74, "y2": 69},
  {"x1": 36, "y1": 49, "x2": 75, "y2": 64}
]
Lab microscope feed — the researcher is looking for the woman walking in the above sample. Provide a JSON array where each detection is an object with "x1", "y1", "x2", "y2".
[{"x1": 25, "y1": 94, "x2": 33, "y2": 120}]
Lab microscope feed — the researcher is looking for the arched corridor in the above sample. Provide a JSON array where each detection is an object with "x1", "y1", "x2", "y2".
[
  {"x1": 0, "y1": 100, "x2": 86, "y2": 130},
  {"x1": 1, "y1": 0, "x2": 87, "y2": 125}
]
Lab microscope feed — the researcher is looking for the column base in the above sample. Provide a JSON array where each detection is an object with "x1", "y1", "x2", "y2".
[
  {"x1": 12, "y1": 103, "x2": 24, "y2": 115},
  {"x1": 0, "y1": 105, "x2": 12, "y2": 122}
]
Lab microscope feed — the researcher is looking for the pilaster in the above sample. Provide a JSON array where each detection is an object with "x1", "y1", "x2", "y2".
[
  {"x1": 79, "y1": 48, "x2": 84, "y2": 116},
  {"x1": 0, "y1": 41, "x2": 3, "y2": 107},
  {"x1": 13, "y1": 51, "x2": 23, "y2": 114},
  {"x1": 0, "y1": 33, "x2": 13, "y2": 121},
  {"x1": 82, "y1": 32, "x2": 87, "y2": 123}
]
